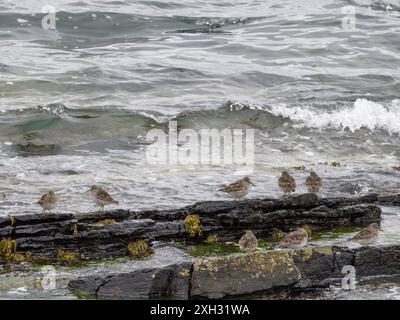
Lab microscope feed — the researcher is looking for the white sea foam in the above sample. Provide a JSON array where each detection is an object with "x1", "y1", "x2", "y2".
[{"x1": 266, "y1": 99, "x2": 400, "y2": 134}]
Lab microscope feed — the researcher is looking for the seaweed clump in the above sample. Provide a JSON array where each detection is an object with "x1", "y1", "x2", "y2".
[
  {"x1": 0, "y1": 237, "x2": 17, "y2": 261},
  {"x1": 0, "y1": 238, "x2": 31, "y2": 263},
  {"x1": 95, "y1": 219, "x2": 116, "y2": 225},
  {"x1": 272, "y1": 228, "x2": 286, "y2": 241},
  {"x1": 184, "y1": 214, "x2": 203, "y2": 237},
  {"x1": 127, "y1": 240, "x2": 153, "y2": 258},
  {"x1": 8, "y1": 215, "x2": 16, "y2": 226},
  {"x1": 204, "y1": 234, "x2": 218, "y2": 245},
  {"x1": 272, "y1": 228, "x2": 285, "y2": 241},
  {"x1": 57, "y1": 250, "x2": 76, "y2": 263},
  {"x1": 71, "y1": 224, "x2": 78, "y2": 237}
]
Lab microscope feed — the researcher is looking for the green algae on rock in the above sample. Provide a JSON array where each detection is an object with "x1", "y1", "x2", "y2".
[
  {"x1": 310, "y1": 226, "x2": 362, "y2": 241},
  {"x1": 188, "y1": 243, "x2": 241, "y2": 257}
]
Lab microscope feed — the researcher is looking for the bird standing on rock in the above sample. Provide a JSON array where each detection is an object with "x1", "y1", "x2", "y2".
[
  {"x1": 85, "y1": 185, "x2": 119, "y2": 212},
  {"x1": 218, "y1": 176, "x2": 254, "y2": 200},
  {"x1": 351, "y1": 223, "x2": 382, "y2": 244},
  {"x1": 278, "y1": 228, "x2": 308, "y2": 249},
  {"x1": 278, "y1": 170, "x2": 296, "y2": 195},
  {"x1": 37, "y1": 191, "x2": 57, "y2": 214},
  {"x1": 238, "y1": 230, "x2": 258, "y2": 252},
  {"x1": 305, "y1": 171, "x2": 322, "y2": 193}
]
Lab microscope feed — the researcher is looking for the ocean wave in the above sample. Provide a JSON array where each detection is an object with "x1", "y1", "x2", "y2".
[
  {"x1": 264, "y1": 98, "x2": 400, "y2": 134},
  {"x1": 5, "y1": 99, "x2": 400, "y2": 135},
  {"x1": 349, "y1": 0, "x2": 400, "y2": 11}
]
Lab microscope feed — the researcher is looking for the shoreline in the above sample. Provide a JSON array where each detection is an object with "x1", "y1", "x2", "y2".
[{"x1": 1, "y1": 192, "x2": 397, "y2": 299}]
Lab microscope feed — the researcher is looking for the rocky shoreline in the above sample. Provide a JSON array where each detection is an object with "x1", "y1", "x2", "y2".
[
  {"x1": 1, "y1": 192, "x2": 399, "y2": 299},
  {"x1": 68, "y1": 244, "x2": 400, "y2": 299},
  {"x1": 0, "y1": 193, "x2": 385, "y2": 259}
]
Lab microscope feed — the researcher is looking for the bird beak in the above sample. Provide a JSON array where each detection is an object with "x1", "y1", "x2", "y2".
[
  {"x1": 250, "y1": 182, "x2": 255, "y2": 186},
  {"x1": 82, "y1": 189, "x2": 91, "y2": 194},
  {"x1": 379, "y1": 227, "x2": 383, "y2": 231}
]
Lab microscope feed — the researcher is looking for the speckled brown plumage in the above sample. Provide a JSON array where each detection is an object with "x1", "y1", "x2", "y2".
[
  {"x1": 305, "y1": 171, "x2": 322, "y2": 193},
  {"x1": 37, "y1": 191, "x2": 57, "y2": 214},
  {"x1": 219, "y1": 176, "x2": 254, "y2": 200},
  {"x1": 278, "y1": 171, "x2": 296, "y2": 195},
  {"x1": 278, "y1": 228, "x2": 308, "y2": 249},
  {"x1": 238, "y1": 230, "x2": 258, "y2": 251}
]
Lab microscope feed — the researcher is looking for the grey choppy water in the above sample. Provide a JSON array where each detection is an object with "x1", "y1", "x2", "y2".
[
  {"x1": 0, "y1": 245, "x2": 191, "y2": 299},
  {"x1": 1, "y1": 0, "x2": 400, "y2": 213},
  {"x1": 1, "y1": 0, "x2": 400, "y2": 299}
]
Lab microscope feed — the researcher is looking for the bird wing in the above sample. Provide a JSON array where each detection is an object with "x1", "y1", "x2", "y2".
[
  {"x1": 37, "y1": 193, "x2": 47, "y2": 204},
  {"x1": 96, "y1": 188, "x2": 117, "y2": 203},
  {"x1": 306, "y1": 176, "x2": 322, "y2": 186},
  {"x1": 219, "y1": 180, "x2": 244, "y2": 192},
  {"x1": 278, "y1": 176, "x2": 296, "y2": 189},
  {"x1": 280, "y1": 230, "x2": 304, "y2": 244},
  {"x1": 239, "y1": 235, "x2": 257, "y2": 248},
  {"x1": 37, "y1": 192, "x2": 55, "y2": 204},
  {"x1": 238, "y1": 237, "x2": 247, "y2": 247},
  {"x1": 352, "y1": 228, "x2": 373, "y2": 240}
]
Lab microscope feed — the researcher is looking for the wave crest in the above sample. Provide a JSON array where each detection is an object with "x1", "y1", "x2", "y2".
[{"x1": 265, "y1": 98, "x2": 400, "y2": 134}]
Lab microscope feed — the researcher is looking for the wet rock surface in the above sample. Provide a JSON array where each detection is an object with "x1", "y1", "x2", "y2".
[
  {"x1": 0, "y1": 193, "x2": 385, "y2": 259},
  {"x1": 68, "y1": 244, "x2": 400, "y2": 299},
  {"x1": 190, "y1": 250, "x2": 301, "y2": 299},
  {"x1": 68, "y1": 261, "x2": 192, "y2": 299}
]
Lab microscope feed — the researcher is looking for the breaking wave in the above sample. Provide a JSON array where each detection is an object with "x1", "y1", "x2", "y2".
[{"x1": 264, "y1": 98, "x2": 400, "y2": 134}]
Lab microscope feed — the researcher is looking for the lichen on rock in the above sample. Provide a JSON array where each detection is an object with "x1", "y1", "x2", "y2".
[{"x1": 191, "y1": 250, "x2": 301, "y2": 299}]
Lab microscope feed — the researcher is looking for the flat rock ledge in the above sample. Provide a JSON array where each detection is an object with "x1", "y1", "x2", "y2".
[
  {"x1": 68, "y1": 244, "x2": 400, "y2": 299},
  {"x1": 0, "y1": 193, "x2": 387, "y2": 259}
]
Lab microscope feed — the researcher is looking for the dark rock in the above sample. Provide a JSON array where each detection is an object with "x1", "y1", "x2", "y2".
[
  {"x1": 13, "y1": 213, "x2": 74, "y2": 225},
  {"x1": 289, "y1": 247, "x2": 334, "y2": 285},
  {"x1": 0, "y1": 225, "x2": 13, "y2": 236},
  {"x1": 354, "y1": 246, "x2": 381, "y2": 276},
  {"x1": 13, "y1": 142, "x2": 61, "y2": 156},
  {"x1": 0, "y1": 194, "x2": 383, "y2": 258},
  {"x1": 378, "y1": 193, "x2": 400, "y2": 206},
  {"x1": 75, "y1": 209, "x2": 131, "y2": 223},
  {"x1": 67, "y1": 244, "x2": 400, "y2": 299},
  {"x1": 68, "y1": 262, "x2": 192, "y2": 299},
  {"x1": 96, "y1": 219, "x2": 155, "y2": 237},
  {"x1": 190, "y1": 251, "x2": 301, "y2": 299},
  {"x1": 15, "y1": 219, "x2": 73, "y2": 237},
  {"x1": 67, "y1": 275, "x2": 106, "y2": 295}
]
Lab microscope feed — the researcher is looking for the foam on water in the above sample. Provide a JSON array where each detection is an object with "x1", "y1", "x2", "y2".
[{"x1": 265, "y1": 99, "x2": 400, "y2": 134}]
